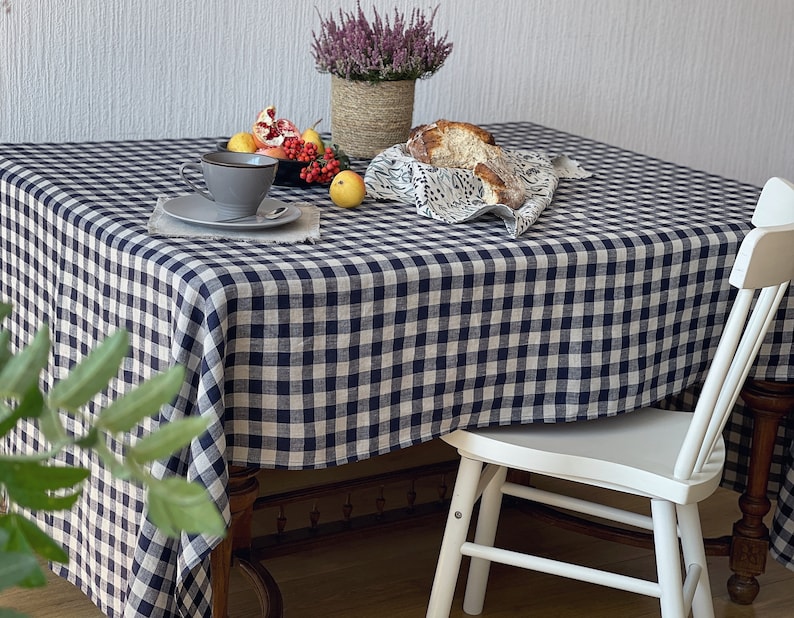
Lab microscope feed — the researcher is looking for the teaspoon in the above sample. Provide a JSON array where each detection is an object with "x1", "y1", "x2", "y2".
[{"x1": 219, "y1": 205, "x2": 289, "y2": 223}]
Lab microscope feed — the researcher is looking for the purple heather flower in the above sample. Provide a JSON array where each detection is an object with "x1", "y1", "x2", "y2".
[{"x1": 311, "y1": 3, "x2": 453, "y2": 82}]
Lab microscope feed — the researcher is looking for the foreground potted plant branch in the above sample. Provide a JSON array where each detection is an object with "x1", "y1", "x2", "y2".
[
  {"x1": 311, "y1": 2, "x2": 453, "y2": 157},
  {"x1": 0, "y1": 302, "x2": 225, "y2": 614}
]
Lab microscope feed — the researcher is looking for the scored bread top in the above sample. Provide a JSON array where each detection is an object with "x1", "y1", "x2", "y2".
[{"x1": 407, "y1": 120, "x2": 501, "y2": 169}]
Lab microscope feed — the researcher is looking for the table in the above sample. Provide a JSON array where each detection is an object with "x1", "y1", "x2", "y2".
[{"x1": 2, "y1": 123, "x2": 793, "y2": 617}]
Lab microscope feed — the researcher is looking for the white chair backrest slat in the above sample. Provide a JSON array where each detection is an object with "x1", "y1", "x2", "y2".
[
  {"x1": 692, "y1": 283, "x2": 789, "y2": 474},
  {"x1": 674, "y1": 289, "x2": 754, "y2": 479}
]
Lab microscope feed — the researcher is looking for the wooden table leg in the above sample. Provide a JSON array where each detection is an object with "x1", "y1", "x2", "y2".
[
  {"x1": 210, "y1": 466, "x2": 262, "y2": 618},
  {"x1": 729, "y1": 380, "x2": 794, "y2": 603}
]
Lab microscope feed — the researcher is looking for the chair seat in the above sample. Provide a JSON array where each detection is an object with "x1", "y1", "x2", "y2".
[{"x1": 443, "y1": 408, "x2": 725, "y2": 505}]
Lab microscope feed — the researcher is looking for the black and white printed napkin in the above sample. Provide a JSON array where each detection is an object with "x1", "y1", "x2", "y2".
[{"x1": 364, "y1": 145, "x2": 591, "y2": 238}]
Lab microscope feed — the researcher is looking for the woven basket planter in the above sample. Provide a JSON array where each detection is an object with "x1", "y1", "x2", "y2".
[{"x1": 330, "y1": 76, "x2": 416, "y2": 159}]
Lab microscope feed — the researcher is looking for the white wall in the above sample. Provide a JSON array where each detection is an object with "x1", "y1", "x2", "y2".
[{"x1": 2, "y1": 0, "x2": 792, "y2": 187}]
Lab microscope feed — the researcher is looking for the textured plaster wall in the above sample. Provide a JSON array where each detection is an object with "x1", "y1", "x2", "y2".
[{"x1": 1, "y1": 0, "x2": 792, "y2": 187}]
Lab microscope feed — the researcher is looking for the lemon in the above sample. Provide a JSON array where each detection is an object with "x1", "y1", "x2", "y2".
[
  {"x1": 227, "y1": 132, "x2": 257, "y2": 153},
  {"x1": 329, "y1": 170, "x2": 366, "y2": 208}
]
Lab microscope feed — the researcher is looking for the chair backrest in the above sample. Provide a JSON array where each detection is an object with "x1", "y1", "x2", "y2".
[{"x1": 674, "y1": 177, "x2": 794, "y2": 480}]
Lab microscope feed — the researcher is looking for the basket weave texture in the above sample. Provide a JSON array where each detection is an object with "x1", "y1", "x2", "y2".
[{"x1": 331, "y1": 76, "x2": 416, "y2": 159}]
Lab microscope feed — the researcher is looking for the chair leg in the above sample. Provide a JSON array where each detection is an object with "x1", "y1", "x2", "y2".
[
  {"x1": 651, "y1": 499, "x2": 687, "y2": 618},
  {"x1": 462, "y1": 465, "x2": 508, "y2": 615},
  {"x1": 677, "y1": 503, "x2": 715, "y2": 618},
  {"x1": 427, "y1": 456, "x2": 484, "y2": 618}
]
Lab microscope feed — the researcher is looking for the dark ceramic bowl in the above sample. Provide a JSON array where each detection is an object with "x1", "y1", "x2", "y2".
[{"x1": 216, "y1": 140, "x2": 306, "y2": 187}]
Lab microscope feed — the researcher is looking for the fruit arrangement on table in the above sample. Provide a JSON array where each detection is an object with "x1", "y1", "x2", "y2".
[{"x1": 225, "y1": 106, "x2": 350, "y2": 186}]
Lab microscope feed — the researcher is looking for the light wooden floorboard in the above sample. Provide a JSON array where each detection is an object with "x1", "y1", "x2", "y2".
[{"x1": 1, "y1": 484, "x2": 793, "y2": 617}]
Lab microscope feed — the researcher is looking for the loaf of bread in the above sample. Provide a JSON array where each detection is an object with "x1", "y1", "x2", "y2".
[
  {"x1": 407, "y1": 119, "x2": 526, "y2": 209},
  {"x1": 407, "y1": 120, "x2": 501, "y2": 168}
]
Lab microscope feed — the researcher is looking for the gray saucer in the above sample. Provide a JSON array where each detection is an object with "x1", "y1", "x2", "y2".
[{"x1": 162, "y1": 195, "x2": 302, "y2": 229}]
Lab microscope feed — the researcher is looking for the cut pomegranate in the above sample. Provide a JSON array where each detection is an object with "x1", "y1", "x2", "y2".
[{"x1": 251, "y1": 106, "x2": 300, "y2": 149}]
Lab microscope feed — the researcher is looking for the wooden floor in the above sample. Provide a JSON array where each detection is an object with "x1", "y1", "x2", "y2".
[{"x1": 2, "y1": 484, "x2": 793, "y2": 617}]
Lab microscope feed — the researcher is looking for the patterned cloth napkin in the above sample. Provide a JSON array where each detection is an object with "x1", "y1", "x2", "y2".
[
  {"x1": 364, "y1": 145, "x2": 591, "y2": 238},
  {"x1": 148, "y1": 198, "x2": 321, "y2": 244}
]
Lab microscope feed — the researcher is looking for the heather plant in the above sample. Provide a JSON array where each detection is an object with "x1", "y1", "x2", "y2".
[{"x1": 311, "y1": 3, "x2": 453, "y2": 83}]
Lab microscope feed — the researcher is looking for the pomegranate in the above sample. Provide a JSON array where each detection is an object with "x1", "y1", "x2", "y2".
[{"x1": 252, "y1": 105, "x2": 300, "y2": 149}]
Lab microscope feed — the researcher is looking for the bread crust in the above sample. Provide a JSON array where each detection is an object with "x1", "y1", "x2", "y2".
[
  {"x1": 435, "y1": 120, "x2": 496, "y2": 145},
  {"x1": 407, "y1": 120, "x2": 499, "y2": 168},
  {"x1": 474, "y1": 158, "x2": 526, "y2": 210}
]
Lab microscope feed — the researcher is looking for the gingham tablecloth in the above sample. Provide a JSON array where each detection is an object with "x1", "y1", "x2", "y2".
[{"x1": 2, "y1": 123, "x2": 793, "y2": 617}]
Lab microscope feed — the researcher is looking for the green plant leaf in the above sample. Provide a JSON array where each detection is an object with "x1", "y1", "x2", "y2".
[
  {"x1": 0, "y1": 302, "x2": 11, "y2": 323},
  {"x1": 127, "y1": 417, "x2": 210, "y2": 465},
  {"x1": 1, "y1": 461, "x2": 89, "y2": 491},
  {"x1": 4, "y1": 486, "x2": 82, "y2": 512},
  {"x1": 35, "y1": 403, "x2": 68, "y2": 447},
  {"x1": 0, "y1": 409, "x2": 21, "y2": 440},
  {"x1": 0, "y1": 327, "x2": 49, "y2": 398},
  {"x1": 0, "y1": 384, "x2": 45, "y2": 443},
  {"x1": 0, "y1": 518, "x2": 46, "y2": 588},
  {"x1": 97, "y1": 365, "x2": 185, "y2": 434},
  {"x1": 73, "y1": 426, "x2": 99, "y2": 449},
  {"x1": 0, "y1": 515, "x2": 68, "y2": 563},
  {"x1": 0, "y1": 551, "x2": 39, "y2": 592},
  {"x1": 14, "y1": 384, "x2": 45, "y2": 420},
  {"x1": 0, "y1": 461, "x2": 89, "y2": 511},
  {"x1": 48, "y1": 330, "x2": 129, "y2": 412},
  {"x1": 0, "y1": 403, "x2": 17, "y2": 439},
  {"x1": 0, "y1": 330, "x2": 11, "y2": 372},
  {"x1": 146, "y1": 477, "x2": 226, "y2": 538}
]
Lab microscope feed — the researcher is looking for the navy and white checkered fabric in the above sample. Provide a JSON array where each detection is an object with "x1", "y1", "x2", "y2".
[{"x1": 2, "y1": 122, "x2": 793, "y2": 617}]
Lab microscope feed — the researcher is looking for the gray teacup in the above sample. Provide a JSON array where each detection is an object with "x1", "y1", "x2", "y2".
[{"x1": 179, "y1": 152, "x2": 279, "y2": 219}]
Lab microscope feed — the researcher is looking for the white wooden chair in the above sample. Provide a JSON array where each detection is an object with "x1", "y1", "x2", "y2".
[{"x1": 426, "y1": 177, "x2": 794, "y2": 618}]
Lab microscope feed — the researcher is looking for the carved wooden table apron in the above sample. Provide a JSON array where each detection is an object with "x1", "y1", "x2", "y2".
[{"x1": 209, "y1": 378, "x2": 794, "y2": 615}]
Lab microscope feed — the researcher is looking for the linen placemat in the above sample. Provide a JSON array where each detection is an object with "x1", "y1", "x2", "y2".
[{"x1": 148, "y1": 198, "x2": 321, "y2": 243}]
